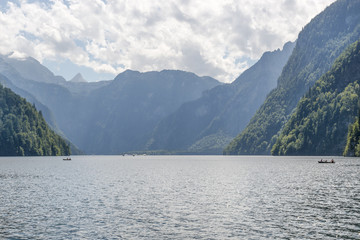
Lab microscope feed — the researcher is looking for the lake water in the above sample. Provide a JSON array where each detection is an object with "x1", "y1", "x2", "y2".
[{"x1": 0, "y1": 155, "x2": 359, "y2": 239}]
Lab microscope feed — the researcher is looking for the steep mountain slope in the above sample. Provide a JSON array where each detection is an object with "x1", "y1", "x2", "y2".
[
  {"x1": 225, "y1": 0, "x2": 360, "y2": 155},
  {"x1": 343, "y1": 111, "x2": 360, "y2": 156},
  {"x1": 0, "y1": 73, "x2": 59, "y2": 132},
  {"x1": 0, "y1": 73, "x2": 82, "y2": 154},
  {"x1": 1, "y1": 55, "x2": 110, "y2": 96},
  {"x1": 3, "y1": 56, "x2": 66, "y2": 84},
  {"x1": 0, "y1": 59, "x2": 221, "y2": 154},
  {"x1": 271, "y1": 39, "x2": 360, "y2": 156},
  {"x1": 0, "y1": 57, "x2": 90, "y2": 154},
  {"x1": 0, "y1": 58, "x2": 75, "y2": 131},
  {"x1": 74, "y1": 70, "x2": 221, "y2": 154},
  {"x1": 0, "y1": 83, "x2": 70, "y2": 156},
  {"x1": 147, "y1": 42, "x2": 295, "y2": 154}
]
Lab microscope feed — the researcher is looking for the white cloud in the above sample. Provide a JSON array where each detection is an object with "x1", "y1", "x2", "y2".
[{"x1": 0, "y1": 0, "x2": 336, "y2": 82}]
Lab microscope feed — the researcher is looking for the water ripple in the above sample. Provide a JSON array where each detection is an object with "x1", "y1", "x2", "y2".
[{"x1": 0, "y1": 156, "x2": 359, "y2": 239}]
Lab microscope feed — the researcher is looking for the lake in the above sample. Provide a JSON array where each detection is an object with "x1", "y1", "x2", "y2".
[{"x1": 0, "y1": 155, "x2": 359, "y2": 239}]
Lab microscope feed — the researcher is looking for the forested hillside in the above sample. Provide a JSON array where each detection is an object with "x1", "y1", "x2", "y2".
[
  {"x1": 0, "y1": 83, "x2": 70, "y2": 156},
  {"x1": 224, "y1": 0, "x2": 360, "y2": 155},
  {"x1": 343, "y1": 113, "x2": 360, "y2": 156},
  {"x1": 147, "y1": 42, "x2": 294, "y2": 154},
  {"x1": 271, "y1": 39, "x2": 360, "y2": 155}
]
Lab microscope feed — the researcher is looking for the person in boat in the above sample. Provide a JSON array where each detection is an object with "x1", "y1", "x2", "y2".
[{"x1": 331, "y1": 159, "x2": 334, "y2": 163}]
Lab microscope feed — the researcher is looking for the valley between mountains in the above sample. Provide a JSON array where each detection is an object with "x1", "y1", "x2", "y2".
[{"x1": 1, "y1": 0, "x2": 360, "y2": 157}]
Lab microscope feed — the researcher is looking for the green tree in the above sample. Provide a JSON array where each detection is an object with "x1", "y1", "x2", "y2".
[
  {"x1": 0, "y1": 84, "x2": 70, "y2": 156},
  {"x1": 272, "y1": 39, "x2": 360, "y2": 156},
  {"x1": 224, "y1": 0, "x2": 360, "y2": 155}
]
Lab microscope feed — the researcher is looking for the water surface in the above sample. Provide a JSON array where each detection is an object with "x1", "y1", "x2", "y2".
[{"x1": 0, "y1": 155, "x2": 359, "y2": 239}]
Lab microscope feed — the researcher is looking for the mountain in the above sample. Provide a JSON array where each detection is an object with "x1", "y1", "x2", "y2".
[
  {"x1": 0, "y1": 83, "x2": 70, "y2": 156},
  {"x1": 271, "y1": 39, "x2": 360, "y2": 156},
  {"x1": 70, "y1": 73, "x2": 87, "y2": 83},
  {"x1": 0, "y1": 57, "x2": 83, "y2": 154},
  {"x1": 344, "y1": 110, "x2": 360, "y2": 157},
  {"x1": 146, "y1": 42, "x2": 295, "y2": 154},
  {"x1": 0, "y1": 57, "x2": 62, "y2": 131},
  {"x1": 0, "y1": 58, "x2": 221, "y2": 154},
  {"x1": 3, "y1": 56, "x2": 66, "y2": 84},
  {"x1": 1, "y1": 55, "x2": 110, "y2": 95},
  {"x1": 0, "y1": 74, "x2": 82, "y2": 155},
  {"x1": 72, "y1": 70, "x2": 221, "y2": 154},
  {"x1": 224, "y1": 0, "x2": 360, "y2": 155},
  {"x1": 0, "y1": 73, "x2": 59, "y2": 131}
]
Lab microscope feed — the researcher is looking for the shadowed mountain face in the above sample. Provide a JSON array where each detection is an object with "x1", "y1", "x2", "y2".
[
  {"x1": 0, "y1": 40, "x2": 295, "y2": 155},
  {"x1": 146, "y1": 42, "x2": 295, "y2": 154},
  {"x1": 0, "y1": 57, "x2": 60, "y2": 132},
  {"x1": 73, "y1": 70, "x2": 221, "y2": 154},
  {"x1": 225, "y1": 0, "x2": 360, "y2": 155},
  {"x1": 0, "y1": 57, "x2": 221, "y2": 154},
  {"x1": 0, "y1": 80, "x2": 70, "y2": 156}
]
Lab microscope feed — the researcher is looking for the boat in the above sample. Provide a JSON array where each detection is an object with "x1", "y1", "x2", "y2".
[
  {"x1": 318, "y1": 159, "x2": 335, "y2": 163},
  {"x1": 63, "y1": 157, "x2": 72, "y2": 161}
]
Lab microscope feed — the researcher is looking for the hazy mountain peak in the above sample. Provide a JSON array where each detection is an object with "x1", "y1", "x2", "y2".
[
  {"x1": 115, "y1": 69, "x2": 220, "y2": 86},
  {"x1": 114, "y1": 69, "x2": 141, "y2": 80},
  {"x1": 70, "y1": 73, "x2": 87, "y2": 82},
  {"x1": 1, "y1": 55, "x2": 66, "y2": 84}
]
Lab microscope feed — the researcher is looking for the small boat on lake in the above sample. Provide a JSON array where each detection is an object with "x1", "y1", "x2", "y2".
[
  {"x1": 318, "y1": 159, "x2": 335, "y2": 163},
  {"x1": 63, "y1": 157, "x2": 71, "y2": 161}
]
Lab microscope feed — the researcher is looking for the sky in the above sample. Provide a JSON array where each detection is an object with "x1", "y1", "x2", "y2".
[{"x1": 0, "y1": 0, "x2": 336, "y2": 82}]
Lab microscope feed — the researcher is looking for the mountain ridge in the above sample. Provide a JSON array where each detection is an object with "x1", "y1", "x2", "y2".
[
  {"x1": 146, "y1": 41, "x2": 295, "y2": 154},
  {"x1": 70, "y1": 73, "x2": 87, "y2": 83},
  {"x1": 0, "y1": 58, "x2": 221, "y2": 154},
  {"x1": 272, "y1": 39, "x2": 360, "y2": 156},
  {"x1": 224, "y1": 0, "x2": 360, "y2": 155},
  {"x1": 0, "y1": 82, "x2": 70, "y2": 156}
]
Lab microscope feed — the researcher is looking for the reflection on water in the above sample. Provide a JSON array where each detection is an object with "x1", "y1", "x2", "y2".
[{"x1": 0, "y1": 156, "x2": 359, "y2": 239}]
